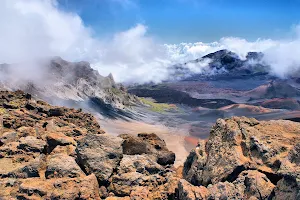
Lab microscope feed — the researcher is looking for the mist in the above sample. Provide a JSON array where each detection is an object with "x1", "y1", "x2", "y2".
[
  {"x1": 262, "y1": 26, "x2": 300, "y2": 78},
  {"x1": 1, "y1": 0, "x2": 300, "y2": 85}
]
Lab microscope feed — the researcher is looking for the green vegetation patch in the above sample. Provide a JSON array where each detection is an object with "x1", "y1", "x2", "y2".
[
  {"x1": 3, "y1": 100, "x2": 22, "y2": 109},
  {"x1": 111, "y1": 87, "x2": 122, "y2": 95},
  {"x1": 8, "y1": 100, "x2": 21, "y2": 107},
  {"x1": 0, "y1": 108, "x2": 7, "y2": 114},
  {"x1": 139, "y1": 98, "x2": 177, "y2": 113}
]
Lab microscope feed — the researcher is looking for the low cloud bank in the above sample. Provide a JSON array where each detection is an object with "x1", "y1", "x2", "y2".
[{"x1": 1, "y1": 0, "x2": 300, "y2": 84}]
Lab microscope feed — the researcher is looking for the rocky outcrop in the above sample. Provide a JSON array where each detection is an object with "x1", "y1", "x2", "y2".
[
  {"x1": 1, "y1": 91, "x2": 299, "y2": 199},
  {"x1": 74, "y1": 132, "x2": 179, "y2": 199},
  {"x1": 108, "y1": 154, "x2": 173, "y2": 197},
  {"x1": 234, "y1": 170, "x2": 275, "y2": 199},
  {"x1": 178, "y1": 170, "x2": 275, "y2": 200},
  {"x1": 0, "y1": 90, "x2": 177, "y2": 199},
  {"x1": 0, "y1": 90, "x2": 105, "y2": 199},
  {"x1": 183, "y1": 116, "x2": 300, "y2": 199}
]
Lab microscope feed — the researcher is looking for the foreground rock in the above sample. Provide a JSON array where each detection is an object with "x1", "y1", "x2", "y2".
[
  {"x1": 183, "y1": 116, "x2": 300, "y2": 199},
  {"x1": 0, "y1": 91, "x2": 104, "y2": 199},
  {"x1": 76, "y1": 134, "x2": 124, "y2": 184},
  {"x1": 0, "y1": 90, "x2": 178, "y2": 199},
  {"x1": 1, "y1": 91, "x2": 299, "y2": 199},
  {"x1": 120, "y1": 133, "x2": 176, "y2": 166},
  {"x1": 0, "y1": 174, "x2": 101, "y2": 199}
]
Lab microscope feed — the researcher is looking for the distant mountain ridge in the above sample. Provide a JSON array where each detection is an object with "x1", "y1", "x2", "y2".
[
  {"x1": 169, "y1": 49, "x2": 270, "y2": 81},
  {"x1": 0, "y1": 57, "x2": 138, "y2": 112}
]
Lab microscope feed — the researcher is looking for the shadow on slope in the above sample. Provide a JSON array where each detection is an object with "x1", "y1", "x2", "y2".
[
  {"x1": 87, "y1": 97, "x2": 137, "y2": 120},
  {"x1": 128, "y1": 86, "x2": 235, "y2": 109},
  {"x1": 43, "y1": 96, "x2": 138, "y2": 121}
]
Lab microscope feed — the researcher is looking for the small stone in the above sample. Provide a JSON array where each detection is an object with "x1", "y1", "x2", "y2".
[{"x1": 18, "y1": 136, "x2": 46, "y2": 153}]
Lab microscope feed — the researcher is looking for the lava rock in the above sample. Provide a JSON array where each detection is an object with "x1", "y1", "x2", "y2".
[
  {"x1": 76, "y1": 134, "x2": 123, "y2": 183},
  {"x1": 45, "y1": 153, "x2": 84, "y2": 178},
  {"x1": 18, "y1": 136, "x2": 46, "y2": 153}
]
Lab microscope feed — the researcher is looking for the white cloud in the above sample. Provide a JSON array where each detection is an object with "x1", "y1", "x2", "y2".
[
  {"x1": 164, "y1": 31, "x2": 300, "y2": 79},
  {"x1": 91, "y1": 24, "x2": 172, "y2": 83},
  {"x1": 164, "y1": 38, "x2": 278, "y2": 62},
  {"x1": 1, "y1": 0, "x2": 300, "y2": 84},
  {"x1": 0, "y1": 0, "x2": 98, "y2": 63},
  {"x1": 0, "y1": 0, "x2": 170, "y2": 83},
  {"x1": 262, "y1": 26, "x2": 300, "y2": 77}
]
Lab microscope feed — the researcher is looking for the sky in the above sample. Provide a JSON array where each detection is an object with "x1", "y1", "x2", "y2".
[
  {"x1": 1, "y1": 0, "x2": 300, "y2": 84},
  {"x1": 57, "y1": 0, "x2": 300, "y2": 43}
]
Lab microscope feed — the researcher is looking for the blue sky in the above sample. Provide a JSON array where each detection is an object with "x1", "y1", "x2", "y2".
[{"x1": 57, "y1": 0, "x2": 300, "y2": 43}]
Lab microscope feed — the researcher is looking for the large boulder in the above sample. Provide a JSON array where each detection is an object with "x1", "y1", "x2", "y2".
[
  {"x1": 18, "y1": 136, "x2": 46, "y2": 153},
  {"x1": 46, "y1": 132, "x2": 76, "y2": 153},
  {"x1": 183, "y1": 116, "x2": 300, "y2": 199},
  {"x1": 109, "y1": 172, "x2": 146, "y2": 196},
  {"x1": 76, "y1": 134, "x2": 123, "y2": 183},
  {"x1": 273, "y1": 177, "x2": 300, "y2": 200},
  {"x1": 177, "y1": 179, "x2": 208, "y2": 200},
  {"x1": 108, "y1": 152, "x2": 177, "y2": 198},
  {"x1": 0, "y1": 131, "x2": 17, "y2": 144},
  {"x1": 118, "y1": 155, "x2": 164, "y2": 175},
  {"x1": 233, "y1": 170, "x2": 275, "y2": 199},
  {"x1": 0, "y1": 155, "x2": 44, "y2": 178},
  {"x1": 275, "y1": 143, "x2": 300, "y2": 199},
  {"x1": 109, "y1": 172, "x2": 173, "y2": 197},
  {"x1": 103, "y1": 134, "x2": 178, "y2": 198},
  {"x1": 120, "y1": 134, "x2": 148, "y2": 155},
  {"x1": 3, "y1": 174, "x2": 101, "y2": 200},
  {"x1": 120, "y1": 133, "x2": 175, "y2": 166},
  {"x1": 206, "y1": 181, "x2": 244, "y2": 200},
  {"x1": 45, "y1": 153, "x2": 85, "y2": 178}
]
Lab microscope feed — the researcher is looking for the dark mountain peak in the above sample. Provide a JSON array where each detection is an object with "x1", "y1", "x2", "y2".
[
  {"x1": 200, "y1": 49, "x2": 268, "y2": 73},
  {"x1": 202, "y1": 49, "x2": 238, "y2": 60},
  {"x1": 201, "y1": 49, "x2": 242, "y2": 71},
  {"x1": 201, "y1": 50, "x2": 264, "y2": 64},
  {"x1": 246, "y1": 52, "x2": 264, "y2": 60},
  {"x1": 176, "y1": 49, "x2": 270, "y2": 81}
]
